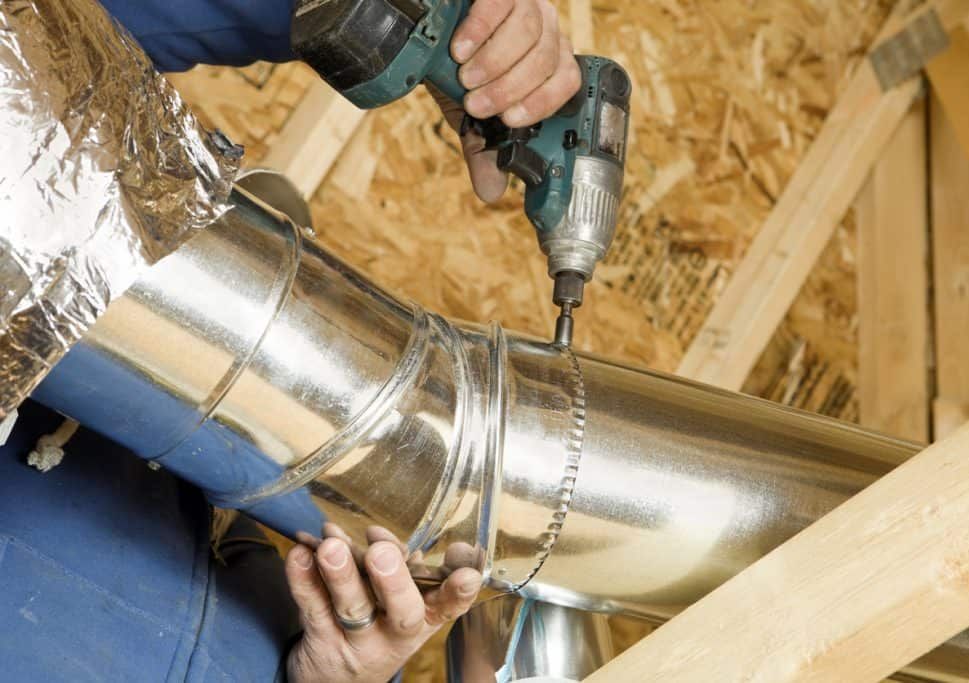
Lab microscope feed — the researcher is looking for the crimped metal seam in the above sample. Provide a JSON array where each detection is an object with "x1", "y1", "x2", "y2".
[{"x1": 511, "y1": 345, "x2": 586, "y2": 591}]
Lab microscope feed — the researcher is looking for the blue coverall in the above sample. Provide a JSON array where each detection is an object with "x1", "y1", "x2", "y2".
[{"x1": 1, "y1": 3, "x2": 308, "y2": 680}]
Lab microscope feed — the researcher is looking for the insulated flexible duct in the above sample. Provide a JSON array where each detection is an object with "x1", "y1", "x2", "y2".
[
  {"x1": 0, "y1": 0, "x2": 237, "y2": 415},
  {"x1": 31, "y1": 185, "x2": 969, "y2": 679}
]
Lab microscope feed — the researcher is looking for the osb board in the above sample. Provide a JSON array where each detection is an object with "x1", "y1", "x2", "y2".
[
  {"x1": 167, "y1": 62, "x2": 316, "y2": 162},
  {"x1": 168, "y1": 1, "x2": 895, "y2": 679}
]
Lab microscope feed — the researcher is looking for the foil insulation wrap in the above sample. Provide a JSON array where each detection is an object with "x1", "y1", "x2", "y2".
[{"x1": 0, "y1": 0, "x2": 240, "y2": 417}]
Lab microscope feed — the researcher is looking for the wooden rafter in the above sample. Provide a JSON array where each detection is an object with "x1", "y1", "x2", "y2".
[
  {"x1": 856, "y1": 100, "x2": 930, "y2": 442},
  {"x1": 261, "y1": 81, "x2": 368, "y2": 199},
  {"x1": 930, "y1": 92, "x2": 969, "y2": 439},
  {"x1": 926, "y1": 22, "x2": 969, "y2": 161},
  {"x1": 586, "y1": 4, "x2": 969, "y2": 680}
]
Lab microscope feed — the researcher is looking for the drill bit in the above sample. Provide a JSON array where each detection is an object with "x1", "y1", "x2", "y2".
[
  {"x1": 554, "y1": 302, "x2": 575, "y2": 347},
  {"x1": 552, "y1": 271, "x2": 585, "y2": 348}
]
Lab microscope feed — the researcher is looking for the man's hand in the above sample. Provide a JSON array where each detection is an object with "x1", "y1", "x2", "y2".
[
  {"x1": 436, "y1": 0, "x2": 582, "y2": 203},
  {"x1": 284, "y1": 526, "x2": 482, "y2": 683}
]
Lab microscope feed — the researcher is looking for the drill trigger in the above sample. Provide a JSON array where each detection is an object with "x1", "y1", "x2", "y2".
[
  {"x1": 460, "y1": 114, "x2": 511, "y2": 149},
  {"x1": 496, "y1": 143, "x2": 547, "y2": 188}
]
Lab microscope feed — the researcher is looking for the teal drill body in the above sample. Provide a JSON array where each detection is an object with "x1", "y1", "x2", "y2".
[{"x1": 291, "y1": 0, "x2": 631, "y2": 345}]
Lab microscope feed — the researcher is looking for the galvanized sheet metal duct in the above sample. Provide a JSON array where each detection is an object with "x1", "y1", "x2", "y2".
[
  {"x1": 31, "y1": 187, "x2": 969, "y2": 679},
  {"x1": 446, "y1": 597, "x2": 614, "y2": 682}
]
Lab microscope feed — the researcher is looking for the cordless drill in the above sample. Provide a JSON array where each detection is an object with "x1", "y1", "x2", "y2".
[{"x1": 292, "y1": 0, "x2": 630, "y2": 346}]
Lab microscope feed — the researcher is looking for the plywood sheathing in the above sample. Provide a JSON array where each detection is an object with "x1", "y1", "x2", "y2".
[{"x1": 168, "y1": 62, "x2": 317, "y2": 162}]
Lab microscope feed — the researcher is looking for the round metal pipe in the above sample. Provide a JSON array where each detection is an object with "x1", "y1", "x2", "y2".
[
  {"x1": 31, "y1": 186, "x2": 969, "y2": 678},
  {"x1": 446, "y1": 597, "x2": 614, "y2": 682}
]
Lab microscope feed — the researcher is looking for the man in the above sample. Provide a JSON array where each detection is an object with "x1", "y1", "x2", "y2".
[{"x1": 0, "y1": 1, "x2": 579, "y2": 680}]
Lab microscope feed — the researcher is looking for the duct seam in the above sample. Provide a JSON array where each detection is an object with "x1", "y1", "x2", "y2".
[
  {"x1": 479, "y1": 322, "x2": 508, "y2": 576},
  {"x1": 511, "y1": 347, "x2": 586, "y2": 590},
  {"x1": 149, "y1": 199, "x2": 303, "y2": 460},
  {"x1": 407, "y1": 313, "x2": 474, "y2": 554},
  {"x1": 227, "y1": 306, "x2": 433, "y2": 508}
]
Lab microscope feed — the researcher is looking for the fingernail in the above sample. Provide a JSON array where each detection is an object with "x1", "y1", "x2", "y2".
[
  {"x1": 293, "y1": 545, "x2": 313, "y2": 570},
  {"x1": 458, "y1": 577, "x2": 480, "y2": 596},
  {"x1": 453, "y1": 39, "x2": 475, "y2": 62},
  {"x1": 461, "y1": 65, "x2": 486, "y2": 89},
  {"x1": 504, "y1": 104, "x2": 528, "y2": 127},
  {"x1": 321, "y1": 542, "x2": 348, "y2": 571},
  {"x1": 370, "y1": 546, "x2": 401, "y2": 575},
  {"x1": 466, "y1": 91, "x2": 493, "y2": 118}
]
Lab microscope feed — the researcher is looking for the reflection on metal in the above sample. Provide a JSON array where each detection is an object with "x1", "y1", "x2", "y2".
[
  {"x1": 31, "y1": 185, "x2": 969, "y2": 679},
  {"x1": 235, "y1": 169, "x2": 314, "y2": 228},
  {"x1": 446, "y1": 596, "x2": 613, "y2": 682}
]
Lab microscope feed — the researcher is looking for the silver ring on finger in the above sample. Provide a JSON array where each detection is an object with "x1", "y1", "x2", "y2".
[{"x1": 337, "y1": 610, "x2": 377, "y2": 632}]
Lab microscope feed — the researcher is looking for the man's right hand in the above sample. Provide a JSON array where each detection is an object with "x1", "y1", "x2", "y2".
[{"x1": 436, "y1": 0, "x2": 582, "y2": 204}]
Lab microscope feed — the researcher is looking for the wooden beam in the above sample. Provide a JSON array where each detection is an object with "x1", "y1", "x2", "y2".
[
  {"x1": 926, "y1": 23, "x2": 969, "y2": 161},
  {"x1": 676, "y1": 0, "x2": 969, "y2": 391},
  {"x1": 569, "y1": 0, "x2": 596, "y2": 53},
  {"x1": 935, "y1": 399, "x2": 969, "y2": 441},
  {"x1": 261, "y1": 80, "x2": 367, "y2": 199},
  {"x1": 329, "y1": 116, "x2": 378, "y2": 199},
  {"x1": 930, "y1": 91, "x2": 969, "y2": 439},
  {"x1": 856, "y1": 99, "x2": 930, "y2": 442},
  {"x1": 585, "y1": 422, "x2": 969, "y2": 683}
]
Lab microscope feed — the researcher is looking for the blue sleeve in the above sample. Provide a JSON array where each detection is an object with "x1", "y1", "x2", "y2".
[{"x1": 99, "y1": 0, "x2": 296, "y2": 72}]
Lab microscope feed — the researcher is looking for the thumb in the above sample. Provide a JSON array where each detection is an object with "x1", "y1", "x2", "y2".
[
  {"x1": 463, "y1": 142, "x2": 508, "y2": 205},
  {"x1": 423, "y1": 567, "x2": 482, "y2": 629},
  {"x1": 426, "y1": 84, "x2": 509, "y2": 204}
]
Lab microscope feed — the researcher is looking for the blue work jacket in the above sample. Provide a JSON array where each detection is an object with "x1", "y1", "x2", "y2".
[{"x1": 2, "y1": 2, "x2": 303, "y2": 680}]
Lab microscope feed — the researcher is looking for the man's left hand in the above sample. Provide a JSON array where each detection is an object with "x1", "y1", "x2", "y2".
[{"x1": 284, "y1": 527, "x2": 482, "y2": 683}]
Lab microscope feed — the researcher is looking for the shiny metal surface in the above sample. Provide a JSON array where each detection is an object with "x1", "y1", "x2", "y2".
[
  {"x1": 32, "y1": 184, "x2": 969, "y2": 679},
  {"x1": 235, "y1": 169, "x2": 314, "y2": 228},
  {"x1": 523, "y1": 356, "x2": 915, "y2": 615},
  {"x1": 540, "y1": 155, "x2": 623, "y2": 280},
  {"x1": 446, "y1": 596, "x2": 614, "y2": 682},
  {"x1": 0, "y1": 0, "x2": 237, "y2": 417}
]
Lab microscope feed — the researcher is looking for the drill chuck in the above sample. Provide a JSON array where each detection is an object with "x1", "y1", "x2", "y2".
[
  {"x1": 552, "y1": 271, "x2": 585, "y2": 347},
  {"x1": 542, "y1": 152, "x2": 625, "y2": 349},
  {"x1": 539, "y1": 155, "x2": 624, "y2": 282}
]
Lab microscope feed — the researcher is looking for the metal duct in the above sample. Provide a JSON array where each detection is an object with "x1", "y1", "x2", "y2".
[
  {"x1": 31, "y1": 186, "x2": 969, "y2": 678},
  {"x1": 446, "y1": 597, "x2": 614, "y2": 682}
]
